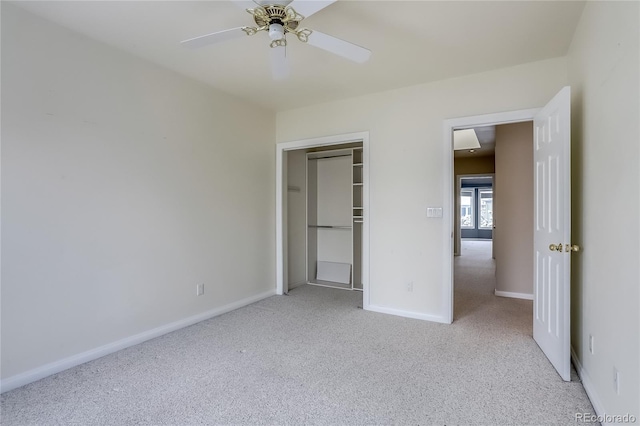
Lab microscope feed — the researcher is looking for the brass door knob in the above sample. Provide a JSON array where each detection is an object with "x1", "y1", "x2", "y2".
[{"x1": 565, "y1": 244, "x2": 580, "y2": 252}]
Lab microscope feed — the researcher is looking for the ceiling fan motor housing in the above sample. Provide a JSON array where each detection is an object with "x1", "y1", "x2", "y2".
[{"x1": 252, "y1": 5, "x2": 301, "y2": 35}]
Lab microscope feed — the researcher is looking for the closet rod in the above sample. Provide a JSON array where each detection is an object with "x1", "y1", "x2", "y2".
[
  {"x1": 307, "y1": 154, "x2": 352, "y2": 160},
  {"x1": 308, "y1": 225, "x2": 352, "y2": 229}
]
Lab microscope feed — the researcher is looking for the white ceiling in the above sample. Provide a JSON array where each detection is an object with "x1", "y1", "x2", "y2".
[{"x1": 13, "y1": 1, "x2": 586, "y2": 111}]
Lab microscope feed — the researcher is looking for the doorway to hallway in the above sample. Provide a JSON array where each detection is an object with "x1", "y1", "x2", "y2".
[{"x1": 445, "y1": 87, "x2": 573, "y2": 381}]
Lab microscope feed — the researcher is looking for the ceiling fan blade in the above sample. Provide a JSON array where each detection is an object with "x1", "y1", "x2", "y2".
[
  {"x1": 229, "y1": 0, "x2": 261, "y2": 10},
  {"x1": 270, "y1": 45, "x2": 290, "y2": 81},
  {"x1": 288, "y1": 0, "x2": 336, "y2": 18},
  {"x1": 181, "y1": 27, "x2": 246, "y2": 49},
  {"x1": 306, "y1": 30, "x2": 371, "y2": 63}
]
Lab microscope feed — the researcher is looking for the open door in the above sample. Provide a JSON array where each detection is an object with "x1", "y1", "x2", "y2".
[{"x1": 533, "y1": 86, "x2": 573, "y2": 381}]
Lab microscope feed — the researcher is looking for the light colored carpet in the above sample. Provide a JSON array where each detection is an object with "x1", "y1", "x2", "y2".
[{"x1": 1, "y1": 241, "x2": 596, "y2": 425}]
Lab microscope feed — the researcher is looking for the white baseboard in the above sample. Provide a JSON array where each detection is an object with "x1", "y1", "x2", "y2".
[
  {"x1": 366, "y1": 304, "x2": 449, "y2": 324},
  {"x1": 494, "y1": 290, "x2": 533, "y2": 300},
  {"x1": 0, "y1": 289, "x2": 276, "y2": 394},
  {"x1": 571, "y1": 346, "x2": 608, "y2": 423}
]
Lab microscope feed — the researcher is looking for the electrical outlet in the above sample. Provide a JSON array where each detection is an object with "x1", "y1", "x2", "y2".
[
  {"x1": 589, "y1": 334, "x2": 594, "y2": 354},
  {"x1": 613, "y1": 367, "x2": 620, "y2": 395},
  {"x1": 406, "y1": 281, "x2": 413, "y2": 292},
  {"x1": 196, "y1": 283, "x2": 205, "y2": 296}
]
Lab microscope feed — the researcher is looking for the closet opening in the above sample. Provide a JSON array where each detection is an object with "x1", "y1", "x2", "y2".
[
  {"x1": 286, "y1": 142, "x2": 364, "y2": 292},
  {"x1": 276, "y1": 132, "x2": 369, "y2": 310}
]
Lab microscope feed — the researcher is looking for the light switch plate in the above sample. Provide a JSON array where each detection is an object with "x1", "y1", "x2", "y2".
[{"x1": 427, "y1": 207, "x2": 443, "y2": 218}]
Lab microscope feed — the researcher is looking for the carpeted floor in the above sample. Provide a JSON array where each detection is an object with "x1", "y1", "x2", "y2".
[{"x1": 1, "y1": 240, "x2": 596, "y2": 425}]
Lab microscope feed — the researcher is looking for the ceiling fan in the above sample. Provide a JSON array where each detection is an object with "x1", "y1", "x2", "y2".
[{"x1": 181, "y1": 0, "x2": 372, "y2": 80}]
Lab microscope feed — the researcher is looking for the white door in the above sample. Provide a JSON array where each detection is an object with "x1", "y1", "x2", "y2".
[{"x1": 533, "y1": 86, "x2": 572, "y2": 381}]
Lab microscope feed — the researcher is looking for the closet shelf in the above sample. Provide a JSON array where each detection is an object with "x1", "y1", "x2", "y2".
[{"x1": 304, "y1": 145, "x2": 363, "y2": 293}]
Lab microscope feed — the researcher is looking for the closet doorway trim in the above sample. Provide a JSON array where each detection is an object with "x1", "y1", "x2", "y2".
[{"x1": 276, "y1": 131, "x2": 370, "y2": 309}]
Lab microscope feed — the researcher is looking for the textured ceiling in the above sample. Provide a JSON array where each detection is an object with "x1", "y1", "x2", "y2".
[{"x1": 13, "y1": 1, "x2": 586, "y2": 111}]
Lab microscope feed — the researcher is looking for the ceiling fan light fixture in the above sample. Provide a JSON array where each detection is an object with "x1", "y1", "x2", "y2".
[
  {"x1": 269, "y1": 23, "x2": 285, "y2": 40},
  {"x1": 181, "y1": 0, "x2": 372, "y2": 80}
]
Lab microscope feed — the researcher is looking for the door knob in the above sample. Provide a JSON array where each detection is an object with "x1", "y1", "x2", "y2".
[
  {"x1": 565, "y1": 244, "x2": 580, "y2": 252},
  {"x1": 549, "y1": 244, "x2": 563, "y2": 252}
]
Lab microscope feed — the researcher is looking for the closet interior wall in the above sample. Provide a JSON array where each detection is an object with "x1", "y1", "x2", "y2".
[{"x1": 286, "y1": 149, "x2": 308, "y2": 289}]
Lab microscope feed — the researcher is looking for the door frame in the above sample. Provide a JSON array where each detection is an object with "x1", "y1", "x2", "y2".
[
  {"x1": 275, "y1": 131, "x2": 370, "y2": 309},
  {"x1": 443, "y1": 109, "x2": 538, "y2": 323}
]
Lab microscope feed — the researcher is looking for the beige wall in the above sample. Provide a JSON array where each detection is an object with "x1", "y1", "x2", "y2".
[
  {"x1": 494, "y1": 122, "x2": 534, "y2": 296},
  {"x1": 277, "y1": 57, "x2": 568, "y2": 319},
  {"x1": 567, "y1": 1, "x2": 639, "y2": 417},
  {"x1": 453, "y1": 156, "x2": 495, "y2": 255},
  {"x1": 454, "y1": 156, "x2": 496, "y2": 176},
  {"x1": 1, "y1": 5, "x2": 276, "y2": 381}
]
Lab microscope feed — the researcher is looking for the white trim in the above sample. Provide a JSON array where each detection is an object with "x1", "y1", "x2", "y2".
[
  {"x1": 277, "y1": 132, "x2": 367, "y2": 151},
  {"x1": 443, "y1": 120, "x2": 454, "y2": 324},
  {"x1": 571, "y1": 347, "x2": 608, "y2": 423},
  {"x1": 367, "y1": 305, "x2": 449, "y2": 324},
  {"x1": 443, "y1": 108, "x2": 540, "y2": 324},
  {"x1": 304, "y1": 153, "x2": 309, "y2": 287},
  {"x1": 361, "y1": 135, "x2": 370, "y2": 310},
  {"x1": 276, "y1": 147, "x2": 285, "y2": 294},
  {"x1": 276, "y1": 132, "x2": 370, "y2": 310},
  {"x1": 494, "y1": 290, "x2": 533, "y2": 300},
  {"x1": 0, "y1": 289, "x2": 276, "y2": 394}
]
